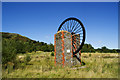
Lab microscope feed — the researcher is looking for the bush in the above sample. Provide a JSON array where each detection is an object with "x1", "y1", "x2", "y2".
[
  {"x1": 2, "y1": 39, "x2": 17, "y2": 64},
  {"x1": 51, "y1": 52, "x2": 54, "y2": 56},
  {"x1": 26, "y1": 55, "x2": 31, "y2": 62},
  {"x1": 89, "y1": 54, "x2": 91, "y2": 57}
]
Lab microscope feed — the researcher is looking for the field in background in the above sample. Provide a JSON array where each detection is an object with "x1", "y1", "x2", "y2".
[{"x1": 2, "y1": 52, "x2": 118, "y2": 78}]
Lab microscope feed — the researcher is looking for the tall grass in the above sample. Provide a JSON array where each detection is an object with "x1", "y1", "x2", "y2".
[{"x1": 2, "y1": 52, "x2": 118, "y2": 78}]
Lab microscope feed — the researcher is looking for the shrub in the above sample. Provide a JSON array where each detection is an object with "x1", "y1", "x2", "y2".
[
  {"x1": 51, "y1": 52, "x2": 54, "y2": 56},
  {"x1": 89, "y1": 54, "x2": 91, "y2": 57},
  {"x1": 26, "y1": 55, "x2": 31, "y2": 62}
]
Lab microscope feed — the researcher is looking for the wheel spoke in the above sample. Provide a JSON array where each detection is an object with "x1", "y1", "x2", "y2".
[
  {"x1": 58, "y1": 17, "x2": 85, "y2": 55},
  {"x1": 71, "y1": 20, "x2": 77, "y2": 32},
  {"x1": 75, "y1": 31, "x2": 83, "y2": 34},
  {"x1": 67, "y1": 21, "x2": 70, "y2": 32},
  {"x1": 63, "y1": 23, "x2": 68, "y2": 31},
  {"x1": 70, "y1": 20, "x2": 73, "y2": 33},
  {"x1": 72, "y1": 22, "x2": 80, "y2": 32},
  {"x1": 61, "y1": 26, "x2": 65, "y2": 31},
  {"x1": 74, "y1": 28, "x2": 82, "y2": 33}
]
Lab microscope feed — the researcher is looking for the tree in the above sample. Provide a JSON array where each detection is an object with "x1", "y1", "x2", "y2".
[
  {"x1": 81, "y1": 44, "x2": 95, "y2": 53},
  {"x1": 101, "y1": 46, "x2": 109, "y2": 53},
  {"x1": 48, "y1": 43, "x2": 54, "y2": 52},
  {"x1": 2, "y1": 39, "x2": 17, "y2": 64}
]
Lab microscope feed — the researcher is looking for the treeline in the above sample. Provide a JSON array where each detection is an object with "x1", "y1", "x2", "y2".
[
  {"x1": 81, "y1": 44, "x2": 119, "y2": 53},
  {"x1": 1, "y1": 32, "x2": 54, "y2": 64}
]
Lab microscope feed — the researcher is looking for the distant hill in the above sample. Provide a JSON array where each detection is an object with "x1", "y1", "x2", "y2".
[
  {"x1": 1, "y1": 32, "x2": 54, "y2": 53},
  {"x1": 1, "y1": 32, "x2": 54, "y2": 64},
  {"x1": 1, "y1": 32, "x2": 36, "y2": 42}
]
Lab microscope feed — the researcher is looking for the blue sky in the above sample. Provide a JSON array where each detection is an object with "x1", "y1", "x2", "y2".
[{"x1": 2, "y1": 2, "x2": 118, "y2": 49}]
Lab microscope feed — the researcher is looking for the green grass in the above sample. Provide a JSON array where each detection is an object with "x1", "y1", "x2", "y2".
[{"x1": 2, "y1": 52, "x2": 118, "y2": 78}]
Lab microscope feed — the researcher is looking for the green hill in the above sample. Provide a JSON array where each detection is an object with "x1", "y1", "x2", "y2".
[
  {"x1": 1, "y1": 32, "x2": 54, "y2": 64},
  {"x1": 1, "y1": 32, "x2": 54, "y2": 52},
  {"x1": 1, "y1": 32, "x2": 32, "y2": 41},
  {"x1": 1, "y1": 32, "x2": 43, "y2": 44}
]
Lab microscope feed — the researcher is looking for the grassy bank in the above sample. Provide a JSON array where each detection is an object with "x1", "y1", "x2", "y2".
[{"x1": 2, "y1": 52, "x2": 118, "y2": 78}]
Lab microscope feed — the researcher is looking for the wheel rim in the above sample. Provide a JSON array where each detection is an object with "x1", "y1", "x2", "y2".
[{"x1": 58, "y1": 17, "x2": 85, "y2": 55}]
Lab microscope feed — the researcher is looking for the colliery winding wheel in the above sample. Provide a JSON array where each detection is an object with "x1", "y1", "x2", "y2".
[{"x1": 58, "y1": 17, "x2": 86, "y2": 63}]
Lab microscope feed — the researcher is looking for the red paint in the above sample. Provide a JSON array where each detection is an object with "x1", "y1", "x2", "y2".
[
  {"x1": 61, "y1": 31, "x2": 65, "y2": 67},
  {"x1": 54, "y1": 34, "x2": 56, "y2": 66}
]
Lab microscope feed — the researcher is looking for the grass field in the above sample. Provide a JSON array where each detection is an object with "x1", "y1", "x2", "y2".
[{"x1": 2, "y1": 51, "x2": 118, "y2": 78}]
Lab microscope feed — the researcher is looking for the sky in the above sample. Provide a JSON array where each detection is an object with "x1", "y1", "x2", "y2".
[{"x1": 2, "y1": 2, "x2": 118, "y2": 49}]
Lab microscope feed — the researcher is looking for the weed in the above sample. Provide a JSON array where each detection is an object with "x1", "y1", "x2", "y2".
[
  {"x1": 51, "y1": 52, "x2": 54, "y2": 56},
  {"x1": 2, "y1": 52, "x2": 118, "y2": 78}
]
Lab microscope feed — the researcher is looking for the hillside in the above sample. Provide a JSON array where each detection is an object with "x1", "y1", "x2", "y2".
[
  {"x1": 1, "y1": 32, "x2": 42, "y2": 43},
  {"x1": 1, "y1": 32, "x2": 54, "y2": 64},
  {"x1": 1, "y1": 32, "x2": 54, "y2": 52}
]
